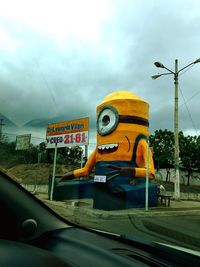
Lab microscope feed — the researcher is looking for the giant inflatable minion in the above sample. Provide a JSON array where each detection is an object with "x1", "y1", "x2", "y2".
[{"x1": 62, "y1": 90, "x2": 157, "y2": 209}]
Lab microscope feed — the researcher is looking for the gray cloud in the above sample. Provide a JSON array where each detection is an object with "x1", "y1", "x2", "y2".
[{"x1": 0, "y1": 0, "x2": 200, "y2": 139}]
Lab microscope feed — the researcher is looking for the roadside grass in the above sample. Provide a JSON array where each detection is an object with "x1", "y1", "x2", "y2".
[
  {"x1": 1, "y1": 163, "x2": 200, "y2": 193},
  {"x1": 0, "y1": 163, "x2": 70, "y2": 185}
]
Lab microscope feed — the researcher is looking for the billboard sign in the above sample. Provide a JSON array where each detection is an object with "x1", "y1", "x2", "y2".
[
  {"x1": 15, "y1": 134, "x2": 31, "y2": 150},
  {"x1": 46, "y1": 117, "x2": 89, "y2": 149}
]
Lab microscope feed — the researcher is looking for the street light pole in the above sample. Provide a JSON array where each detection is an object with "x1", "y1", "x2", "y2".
[
  {"x1": 152, "y1": 58, "x2": 200, "y2": 200},
  {"x1": 174, "y1": 59, "x2": 180, "y2": 200}
]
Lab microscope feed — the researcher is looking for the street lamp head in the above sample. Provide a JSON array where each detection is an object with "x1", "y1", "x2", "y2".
[
  {"x1": 154, "y1": 61, "x2": 165, "y2": 68},
  {"x1": 151, "y1": 74, "x2": 161, "y2": 80},
  {"x1": 193, "y1": 58, "x2": 200, "y2": 64}
]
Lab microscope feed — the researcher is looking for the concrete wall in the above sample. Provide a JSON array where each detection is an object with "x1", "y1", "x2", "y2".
[
  {"x1": 22, "y1": 184, "x2": 48, "y2": 193},
  {"x1": 156, "y1": 169, "x2": 200, "y2": 186},
  {"x1": 168, "y1": 191, "x2": 200, "y2": 200}
]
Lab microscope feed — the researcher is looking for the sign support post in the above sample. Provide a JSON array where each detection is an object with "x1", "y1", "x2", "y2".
[
  {"x1": 46, "y1": 117, "x2": 89, "y2": 200},
  {"x1": 50, "y1": 143, "x2": 58, "y2": 201},
  {"x1": 80, "y1": 148, "x2": 84, "y2": 168},
  {"x1": 85, "y1": 145, "x2": 88, "y2": 161}
]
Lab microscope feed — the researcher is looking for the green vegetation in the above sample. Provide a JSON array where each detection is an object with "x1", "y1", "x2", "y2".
[
  {"x1": 1, "y1": 130, "x2": 200, "y2": 188},
  {"x1": 150, "y1": 130, "x2": 200, "y2": 185},
  {"x1": 0, "y1": 142, "x2": 38, "y2": 167},
  {"x1": 0, "y1": 140, "x2": 84, "y2": 168}
]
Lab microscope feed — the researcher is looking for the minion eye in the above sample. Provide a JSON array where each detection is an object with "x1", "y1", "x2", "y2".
[
  {"x1": 102, "y1": 115, "x2": 110, "y2": 126},
  {"x1": 97, "y1": 106, "x2": 119, "y2": 136}
]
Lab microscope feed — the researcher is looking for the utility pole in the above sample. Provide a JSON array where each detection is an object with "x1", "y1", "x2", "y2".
[
  {"x1": 152, "y1": 58, "x2": 200, "y2": 200},
  {"x1": 174, "y1": 59, "x2": 180, "y2": 199},
  {"x1": 0, "y1": 119, "x2": 5, "y2": 143}
]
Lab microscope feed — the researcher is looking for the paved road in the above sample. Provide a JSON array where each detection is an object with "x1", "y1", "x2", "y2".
[
  {"x1": 37, "y1": 194, "x2": 200, "y2": 252},
  {"x1": 133, "y1": 215, "x2": 200, "y2": 251},
  {"x1": 71, "y1": 212, "x2": 200, "y2": 251}
]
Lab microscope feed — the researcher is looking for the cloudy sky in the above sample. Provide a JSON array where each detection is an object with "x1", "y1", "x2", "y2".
[{"x1": 1, "y1": 0, "x2": 200, "y2": 145}]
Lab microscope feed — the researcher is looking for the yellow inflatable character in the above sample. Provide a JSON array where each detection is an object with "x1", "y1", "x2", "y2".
[{"x1": 62, "y1": 90, "x2": 155, "y2": 184}]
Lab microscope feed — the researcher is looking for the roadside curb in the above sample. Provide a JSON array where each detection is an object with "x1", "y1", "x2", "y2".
[
  {"x1": 40, "y1": 197, "x2": 200, "y2": 219},
  {"x1": 38, "y1": 195, "x2": 200, "y2": 251},
  {"x1": 72, "y1": 206, "x2": 200, "y2": 219}
]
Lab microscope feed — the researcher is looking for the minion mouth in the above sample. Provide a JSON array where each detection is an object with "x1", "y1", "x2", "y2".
[{"x1": 98, "y1": 143, "x2": 118, "y2": 154}]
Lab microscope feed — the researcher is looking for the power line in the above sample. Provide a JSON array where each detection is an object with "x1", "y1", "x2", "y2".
[
  {"x1": 179, "y1": 90, "x2": 200, "y2": 108},
  {"x1": 179, "y1": 86, "x2": 198, "y2": 135},
  {"x1": 179, "y1": 64, "x2": 195, "y2": 76}
]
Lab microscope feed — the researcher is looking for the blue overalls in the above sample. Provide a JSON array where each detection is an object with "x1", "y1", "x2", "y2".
[{"x1": 93, "y1": 134, "x2": 158, "y2": 210}]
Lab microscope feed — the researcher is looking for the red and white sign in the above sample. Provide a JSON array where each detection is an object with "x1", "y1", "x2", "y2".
[{"x1": 46, "y1": 117, "x2": 89, "y2": 149}]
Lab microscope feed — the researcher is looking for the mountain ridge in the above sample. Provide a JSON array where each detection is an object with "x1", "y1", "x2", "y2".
[
  {"x1": 0, "y1": 113, "x2": 18, "y2": 128},
  {"x1": 23, "y1": 115, "x2": 87, "y2": 128}
]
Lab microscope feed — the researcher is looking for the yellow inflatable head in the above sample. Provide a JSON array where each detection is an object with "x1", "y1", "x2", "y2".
[
  {"x1": 96, "y1": 90, "x2": 149, "y2": 162},
  {"x1": 73, "y1": 90, "x2": 155, "y2": 180}
]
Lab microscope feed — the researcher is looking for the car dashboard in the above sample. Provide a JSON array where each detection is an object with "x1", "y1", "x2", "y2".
[{"x1": 0, "y1": 170, "x2": 200, "y2": 266}]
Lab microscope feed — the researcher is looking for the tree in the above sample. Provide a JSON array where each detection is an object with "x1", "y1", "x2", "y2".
[
  {"x1": 59, "y1": 146, "x2": 83, "y2": 167},
  {"x1": 0, "y1": 141, "x2": 38, "y2": 166},
  {"x1": 0, "y1": 133, "x2": 9, "y2": 144},
  {"x1": 150, "y1": 130, "x2": 200, "y2": 185},
  {"x1": 0, "y1": 141, "x2": 17, "y2": 166},
  {"x1": 149, "y1": 129, "x2": 174, "y2": 169},
  {"x1": 179, "y1": 133, "x2": 200, "y2": 186},
  {"x1": 43, "y1": 145, "x2": 84, "y2": 166},
  {"x1": 38, "y1": 142, "x2": 47, "y2": 163}
]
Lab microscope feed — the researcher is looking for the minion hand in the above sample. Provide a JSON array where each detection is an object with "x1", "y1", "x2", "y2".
[
  {"x1": 107, "y1": 165, "x2": 135, "y2": 177},
  {"x1": 60, "y1": 171, "x2": 75, "y2": 182}
]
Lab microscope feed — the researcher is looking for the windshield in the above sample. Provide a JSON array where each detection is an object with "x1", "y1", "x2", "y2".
[{"x1": 0, "y1": 0, "x2": 200, "y2": 253}]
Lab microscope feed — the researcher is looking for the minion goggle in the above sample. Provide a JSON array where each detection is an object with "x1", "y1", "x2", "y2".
[{"x1": 97, "y1": 106, "x2": 149, "y2": 136}]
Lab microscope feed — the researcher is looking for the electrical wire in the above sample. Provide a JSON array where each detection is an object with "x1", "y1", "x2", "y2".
[
  {"x1": 179, "y1": 64, "x2": 195, "y2": 76},
  {"x1": 179, "y1": 90, "x2": 200, "y2": 109},
  {"x1": 179, "y1": 86, "x2": 198, "y2": 135}
]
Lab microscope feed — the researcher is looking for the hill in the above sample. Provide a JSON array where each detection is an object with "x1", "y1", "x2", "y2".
[
  {"x1": 0, "y1": 113, "x2": 18, "y2": 128},
  {"x1": 1, "y1": 163, "x2": 69, "y2": 184},
  {"x1": 23, "y1": 116, "x2": 73, "y2": 128},
  {"x1": 23, "y1": 114, "x2": 91, "y2": 128}
]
